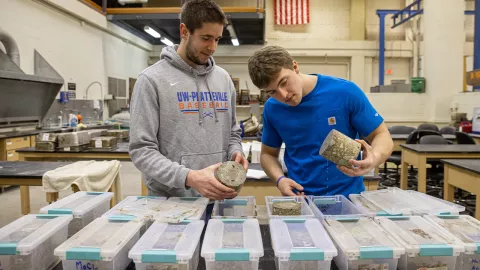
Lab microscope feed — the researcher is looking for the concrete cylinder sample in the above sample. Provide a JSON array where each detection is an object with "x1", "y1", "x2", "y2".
[
  {"x1": 214, "y1": 161, "x2": 246, "y2": 192},
  {"x1": 272, "y1": 201, "x2": 302, "y2": 216},
  {"x1": 319, "y1": 129, "x2": 361, "y2": 168}
]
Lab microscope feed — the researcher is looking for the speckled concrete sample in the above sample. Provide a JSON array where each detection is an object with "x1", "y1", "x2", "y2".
[
  {"x1": 214, "y1": 161, "x2": 246, "y2": 192},
  {"x1": 319, "y1": 129, "x2": 361, "y2": 168}
]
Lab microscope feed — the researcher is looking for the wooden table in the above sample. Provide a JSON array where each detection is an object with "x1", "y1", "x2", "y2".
[
  {"x1": 242, "y1": 164, "x2": 382, "y2": 204},
  {"x1": 443, "y1": 159, "x2": 480, "y2": 219},
  {"x1": 400, "y1": 144, "x2": 480, "y2": 193},
  {"x1": 16, "y1": 142, "x2": 149, "y2": 197},
  {"x1": 391, "y1": 134, "x2": 456, "y2": 152},
  {"x1": 0, "y1": 161, "x2": 121, "y2": 215}
]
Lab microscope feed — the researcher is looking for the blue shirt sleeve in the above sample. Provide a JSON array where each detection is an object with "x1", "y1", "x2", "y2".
[
  {"x1": 261, "y1": 103, "x2": 283, "y2": 148},
  {"x1": 347, "y1": 83, "x2": 384, "y2": 138}
]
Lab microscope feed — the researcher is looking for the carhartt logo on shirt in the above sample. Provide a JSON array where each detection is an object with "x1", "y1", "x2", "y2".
[{"x1": 328, "y1": 117, "x2": 336, "y2": 125}]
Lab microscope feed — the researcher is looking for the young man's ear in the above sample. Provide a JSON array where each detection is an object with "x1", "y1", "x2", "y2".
[
  {"x1": 292, "y1": 60, "x2": 300, "y2": 74},
  {"x1": 180, "y1": 23, "x2": 189, "y2": 40}
]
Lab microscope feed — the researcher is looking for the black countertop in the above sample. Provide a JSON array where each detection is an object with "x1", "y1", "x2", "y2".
[
  {"x1": 0, "y1": 161, "x2": 72, "y2": 178},
  {"x1": 400, "y1": 144, "x2": 480, "y2": 153},
  {"x1": 0, "y1": 125, "x2": 115, "y2": 139},
  {"x1": 391, "y1": 134, "x2": 456, "y2": 140},
  {"x1": 441, "y1": 159, "x2": 480, "y2": 174},
  {"x1": 16, "y1": 142, "x2": 129, "y2": 154}
]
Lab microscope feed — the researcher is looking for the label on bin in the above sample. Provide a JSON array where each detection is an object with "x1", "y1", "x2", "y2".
[
  {"x1": 64, "y1": 147, "x2": 70, "y2": 151},
  {"x1": 358, "y1": 264, "x2": 388, "y2": 270},
  {"x1": 95, "y1": 140, "x2": 102, "y2": 148},
  {"x1": 42, "y1": 134, "x2": 50, "y2": 141}
]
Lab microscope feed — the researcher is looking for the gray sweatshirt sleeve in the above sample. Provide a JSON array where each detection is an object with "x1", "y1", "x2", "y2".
[
  {"x1": 129, "y1": 74, "x2": 191, "y2": 190},
  {"x1": 227, "y1": 80, "x2": 243, "y2": 160}
]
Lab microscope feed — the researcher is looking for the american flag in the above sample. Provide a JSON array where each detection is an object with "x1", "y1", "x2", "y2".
[{"x1": 274, "y1": 0, "x2": 310, "y2": 25}]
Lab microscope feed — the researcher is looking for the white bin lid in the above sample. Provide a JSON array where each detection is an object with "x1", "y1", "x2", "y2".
[
  {"x1": 54, "y1": 216, "x2": 143, "y2": 262},
  {"x1": 361, "y1": 187, "x2": 465, "y2": 216},
  {"x1": 269, "y1": 218, "x2": 337, "y2": 261},
  {"x1": 129, "y1": 220, "x2": 205, "y2": 264},
  {"x1": 349, "y1": 194, "x2": 389, "y2": 217},
  {"x1": 374, "y1": 216, "x2": 465, "y2": 257},
  {"x1": 323, "y1": 217, "x2": 405, "y2": 261},
  {"x1": 201, "y1": 219, "x2": 264, "y2": 262},
  {"x1": 40, "y1": 191, "x2": 113, "y2": 217},
  {"x1": 0, "y1": 214, "x2": 72, "y2": 255},
  {"x1": 265, "y1": 196, "x2": 314, "y2": 219},
  {"x1": 424, "y1": 214, "x2": 480, "y2": 255}
]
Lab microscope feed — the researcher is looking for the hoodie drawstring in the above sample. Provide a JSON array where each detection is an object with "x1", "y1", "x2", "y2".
[
  {"x1": 205, "y1": 75, "x2": 218, "y2": 123},
  {"x1": 194, "y1": 73, "x2": 203, "y2": 125}
]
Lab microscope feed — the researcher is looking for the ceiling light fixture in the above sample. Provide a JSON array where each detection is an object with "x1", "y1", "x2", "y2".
[
  {"x1": 144, "y1": 26, "x2": 160, "y2": 38},
  {"x1": 161, "y1": 37, "x2": 174, "y2": 46}
]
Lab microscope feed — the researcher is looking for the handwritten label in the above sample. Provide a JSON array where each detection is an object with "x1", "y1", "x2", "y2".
[
  {"x1": 6, "y1": 142, "x2": 12, "y2": 146},
  {"x1": 7, "y1": 153, "x2": 13, "y2": 157},
  {"x1": 42, "y1": 134, "x2": 50, "y2": 141},
  {"x1": 95, "y1": 140, "x2": 102, "y2": 148},
  {"x1": 64, "y1": 147, "x2": 70, "y2": 152},
  {"x1": 76, "y1": 261, "x2": 98, "y2": 270}
]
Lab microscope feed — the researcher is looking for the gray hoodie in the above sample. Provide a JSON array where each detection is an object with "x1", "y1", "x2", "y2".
[{"x1": 129, "y1": 45, "x2": 243, "y2": 197}]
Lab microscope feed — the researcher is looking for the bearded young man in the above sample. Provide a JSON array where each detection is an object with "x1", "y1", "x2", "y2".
[{"x1": 129, "y1": 0, "x2": 247, "y2": 203}]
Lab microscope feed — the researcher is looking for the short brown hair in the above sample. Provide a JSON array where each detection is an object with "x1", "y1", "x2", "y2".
[
  {"x1": 248, "y1": 46, "x2": 294, "y2": 89},
  {"x1": 181, "y1": 0, "x2": 227, "y2": 33}
]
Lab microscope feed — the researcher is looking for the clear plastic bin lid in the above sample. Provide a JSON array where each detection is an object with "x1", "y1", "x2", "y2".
[
  {"x1": 129, "y1": 220, "x2": 205, "y2": 264},
  {"x1": 201, "y1": 219, "x2": 264, "y2": 262},
  {"x1": 424, "y1": 215, "x2": 480, "y2": 254},
  {"x1": 54, "y1": 216, "x2": 143, "y2": 261},
  {"x1": 361, "y1": 187, "x2": 465, "y2": 215},
  {"x1": 269, "y1": 218, "x2": 337, "y2": 261},
  {"x1": 349, "y1": 194, "x2": 399, "y2": 217},
  {"x1": 374, "y1": 216, "x2": 464, "y2": 257},
  {"x1": 0, "y1": 214, "x2": 72, "y2": 255},
  {"x1": 40, "y1": 191, "x2": 113, "y2": 217},
  {"x1": 212, "y1": 196, "x2": 256, "y2": 219},
  {"x1": 103, "y1": 196, "x2": 166, "y2": 219},
  {"x1": 166, "y1": 197, "x2": 209, "y2": 220},
  {"x1": 322, "y1": 217, "x2": 404, "y2": 260},
  {"x1": 308, "y1": 195, "x2": 364, "y2": 220}
]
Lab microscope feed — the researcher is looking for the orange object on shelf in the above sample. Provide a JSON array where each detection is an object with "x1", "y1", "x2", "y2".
[{"x1": 77, "y1": 114, "x2": 82, "y2": 123}]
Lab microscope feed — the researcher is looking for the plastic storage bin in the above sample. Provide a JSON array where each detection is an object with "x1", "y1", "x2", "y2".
[
  {"x1": 129, "y1": 220, "x2": 205, "y2": 270},
  {"x1": 40, "y1": 191, "x2": 113, "y2": 237},
  {"x1": 167, "y1": 197, "x2": 209, "y2": 220},
  {"x1": 269, "y1": 218, "x2": 337, "y2": 270},
  {"x1": 361, "y1": 187, "x2": 465, "y2": 216},
  {"x1": 323, "y1": 217, "x2": 405, "y2": 270},
  {"x1": 212, "y1": 196, "x2": 256, "y2": 219},
  {"x1": 266, "y1": 196, "x2": 314, "y2": 219},
  {"x1": 374, "y1": 216, "x2": 464, "y2": 270},
  {"x1": 54, "y1": 215, "x2": 143, "y2": 270},
  {"x1": 0, "y1": 214, "x2": 72, "y2": 270},
  {"x1": 424, "y1": 214, "x2": 480, "y2": 270},
  {"x1": 349, "y1": 194, "x2": 398, "y2": 217},
  {"x1": 201, "y1": 218, "x2": 264, "y2": 270},
  {"x1": 307, "y1": 195, "x2": 364, "y2": 220}
]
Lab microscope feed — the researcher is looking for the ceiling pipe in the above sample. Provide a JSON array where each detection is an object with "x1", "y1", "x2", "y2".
[{"x1": 0, "y1": 27, "x2": 20, "y2": 67}]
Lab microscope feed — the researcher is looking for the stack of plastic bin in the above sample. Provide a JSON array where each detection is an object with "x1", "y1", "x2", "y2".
[
  {"x1": 375, "y1": 216, "x2": 464, "y2": 269},
  {"x1": 201, "y1": 218, "x2": 264, "y2": 270},
  {"x1": 212, "y1": 196, "x2": 256, "y2": 219},
  {"x1": 424, "y1": 214, "x2": 480, "y2": 270},
  {"x1": 307, "y1": 195, "x2": 364, "y2": 220},
  {"x1": 323, "y1": 216, "x2": 405, "y2": 269},
  {"x1": 102, "y1": 196, "x2": 167, "y2": 233},
  {"x1": 54, "y1": 215, "x2": 143, "y2": 270},
  {"x1": 269, "y1": 218, "x2": 337, "y2": 270},
  {"x1": 129, "y1": 220, "x2": 205, "y2": 270},
  {"x1": 0, "y1": 214, "x2": 72, "y2": 270},
  {"x1": 40, "y1": 191, "x2": 113, "y2": 237}
]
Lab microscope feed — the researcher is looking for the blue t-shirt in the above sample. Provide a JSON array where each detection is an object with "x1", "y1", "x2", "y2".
[{"x1": 262, "y1": 74, "x2": 384, "y2": 197}]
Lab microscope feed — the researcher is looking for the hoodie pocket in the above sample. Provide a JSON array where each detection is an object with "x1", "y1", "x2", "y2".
[{"x1": 180, "y1": 150, "x2": 227, "y2": 170}]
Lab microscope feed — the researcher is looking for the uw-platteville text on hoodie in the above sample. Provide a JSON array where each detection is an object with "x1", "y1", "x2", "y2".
[{"x1": 129, "y1": 45, "x2": 243, "y2": 197}]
